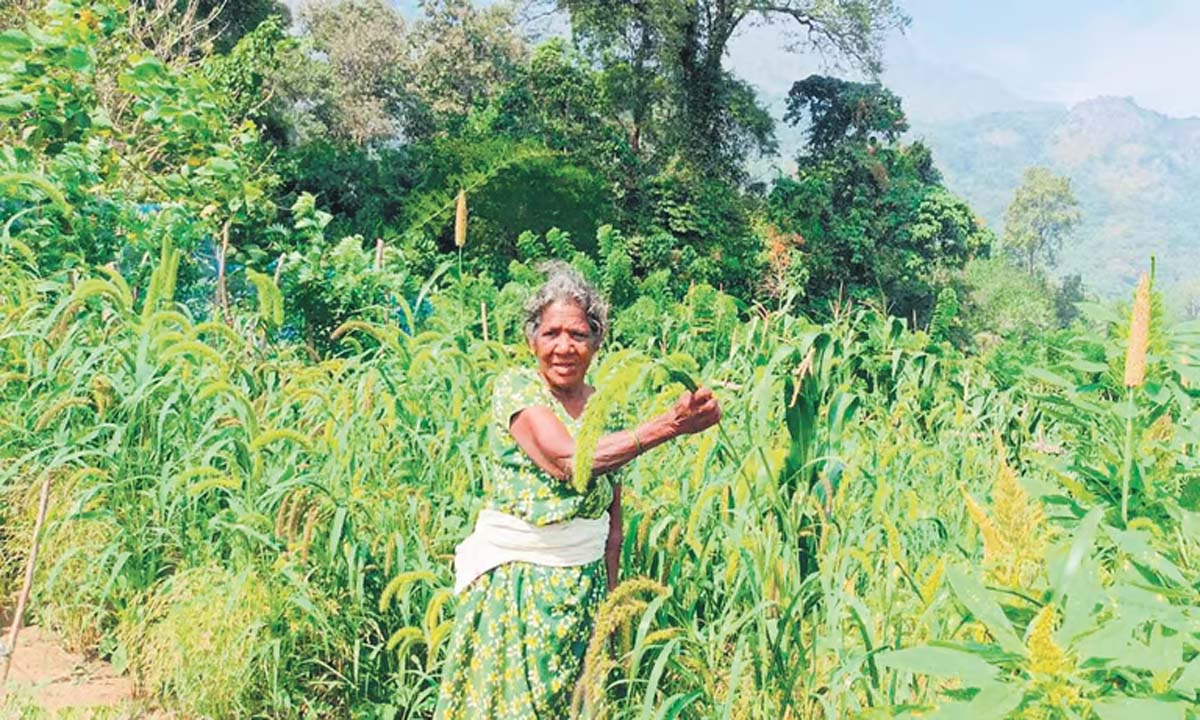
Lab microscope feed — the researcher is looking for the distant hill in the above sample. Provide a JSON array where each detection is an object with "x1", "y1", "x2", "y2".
[
  {"x1": 732, "y1": 31, "x2": 1200, "y2": 304},
  {"x1": 915, "y1": 97, "x2": 1200, "y2": 298}
]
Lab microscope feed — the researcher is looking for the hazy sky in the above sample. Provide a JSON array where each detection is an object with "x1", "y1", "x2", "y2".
[{"x1": 892, "y1": 0, "x2": 1200, "y2": 117}]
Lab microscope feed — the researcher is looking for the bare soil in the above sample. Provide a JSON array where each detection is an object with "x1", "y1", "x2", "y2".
[{"x1": 1, "y1": 623, "x2": 159, "y2": 717}]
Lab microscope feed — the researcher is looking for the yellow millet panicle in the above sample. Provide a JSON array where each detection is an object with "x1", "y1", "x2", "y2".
[
  {"x1": 273, "y1": 491, "x2": 294, "y2": 540},
  {"x1": 574, "y1": 579, "x2": 669, "y2": 718},
  {"x1": 299, "y1": 504, "x2": 321, "y2": 563},
  {"x1": 572, "y1": 352, "x2": 646, "y2": 492},
  {"x1": 640, "y1": 627, "x2": 680, "y2": 646},
  {"x1": 1124, "y1": 273, "x2": 1150, "y2": 388},
  {"x1": 920, "y1": 558, "x2": 945, "y2": 607},
  {"x1": 454, "y1": 190, "x2": 467, "y2": 249},
  {"x1": 1026, "y1": 604, "x2": 1069, "y2": 676},
  {"x1": 991, "y1": 452, "x2": 1047, "y2": 586},
  {"x1": 961, "y1": 486, "x2": 1006, "y2": 562}
]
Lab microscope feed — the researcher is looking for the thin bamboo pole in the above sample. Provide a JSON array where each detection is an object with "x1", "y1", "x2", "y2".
[{"x1": 1, "y1": 472, "x2": 52, "y2": 687}]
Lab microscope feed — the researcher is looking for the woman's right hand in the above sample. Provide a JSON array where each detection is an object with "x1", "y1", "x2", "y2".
[{"x1": 670, "y1": 387, "x2": 721, "y2": 436}]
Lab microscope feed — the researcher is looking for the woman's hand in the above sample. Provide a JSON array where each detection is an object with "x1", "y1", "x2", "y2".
[{"x1": 669, "y1": 387, "x2": 721, "y2": 436}]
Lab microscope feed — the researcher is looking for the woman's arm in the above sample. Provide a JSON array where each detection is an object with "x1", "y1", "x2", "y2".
[
  {"x1": 508, "y1": 388, "x2": 720, "y2": 482},
  {"x1": 605, "y1": 483, "x2": 622, "y2": 591}
]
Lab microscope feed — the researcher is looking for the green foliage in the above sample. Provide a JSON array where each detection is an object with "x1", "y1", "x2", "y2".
[
  {"x1": 769, "y1": 141, "x2": 990, "y2": 321},
  {"x1": 962, "y1": 256, "x2": 1056, "y2": 338},
  {"x1": 562, "y1": 0, "x2": 907, "y2": 179},
  {"x1": 0, "y1": 0, "x2": 278, "y2": 285},
  {"x1": 279, "y1": 193, "x2": 416, "y2": 352},
  {"x1": 1003, "y1": 165, "x2": 1082, "y2": 275},
  {"x1": 201, "y1": 14, "x2": 293, "y2": 142},
  {"x1": 278, "y1": 140, "x2": 420, "y2": 240},
  {"x1": 929, "y1": 286, "x2": 961, "y2": 343},
  {"x1": 9, "y1": 5, "x2": 1200, "y2": 719},
  {"x1": 189, "y1": 0, "x2": 290, "y2": 53},
  {"x1": 402, "y1": 0, "x2": 526, "y2": 135},
  {"x1": 785, "y1": 74, "x2": 908, "y2": 159}
]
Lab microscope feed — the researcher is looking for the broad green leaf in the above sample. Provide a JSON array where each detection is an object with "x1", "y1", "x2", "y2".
[
  {"x1": 875, "y1": 645, "x2": 998, "y2": 686},
  {"x1": 946, "y1": 566, "x2": 1024, "y2": 655},
  {"x1": 0, "y1": 92, "x2": 33, "y2": 117},
  {"x1": 926, "y1": 682, "x2": 1023, "y2": 720},
  {"x1": 1092, "y1": 698, "x2": 1185, "y2": 720},
  {"x1": 1054, "y1": 507, "x2": 1103, "y2": 597},
  {"x1": 1058, "y1": 555, "x2": 1102, "y2": 646},
  {"x1": 1118, "y1": 625, "x2": 1181, "y2": 673},
  {"x1": 0, "y1": 29, "x2": 31, "y2": 54},
  {"x1": 1106, "y1": 526, "x2": 1187, "y2": 586},
  {"x1": 1052, "y1": 507, "x2": 1104, "y2": 642},
  {"x1": 65, "y1": 46, "x2": 91, "y2": 71},
  {"x1": 1065, "y1": 359, "x2": 1110, "y2": 374},
  {"x1": 127, "y1": 54, "x2": 167, "y2": 81},
  {"x1": 1173, "y1": 654, "x2": 1200, "y2": 695},
  {"x1": 1073, "y1": 612, "x2": 1137, "y2": 662},
  {"x1": 1025, "y1": 367, "x2": 1075, "y2": 389}
]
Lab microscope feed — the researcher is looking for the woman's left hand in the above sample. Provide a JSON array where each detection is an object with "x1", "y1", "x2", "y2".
[{"x1": 669, "y1": 386, "x2": 722, "y2": 436}]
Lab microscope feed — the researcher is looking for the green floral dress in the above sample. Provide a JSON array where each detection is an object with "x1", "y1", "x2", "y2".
[{"x1": 433, "y1": 367, "x2": 615, "y2": 719}]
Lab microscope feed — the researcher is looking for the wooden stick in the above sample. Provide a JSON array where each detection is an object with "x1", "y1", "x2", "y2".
[
  {"x1": 272, "y1": 253, "x2": 285, "y2": 286},
  {"x1": 480, "y1": 301, "x2": 489, "y2": 342},
  {"x1": 215, "y1": 219, "x2": 233, "y2": 326},
  {"x1": 1, "y1": 472, "x2": 52, "y2": 687},
  {"x1": 374, "y1": 238, "x2": 384, "y2": 271}
]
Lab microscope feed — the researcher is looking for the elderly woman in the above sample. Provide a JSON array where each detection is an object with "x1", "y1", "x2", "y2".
[{"x1": 433, "y1": 262, "x2": 721, "y2": 718}]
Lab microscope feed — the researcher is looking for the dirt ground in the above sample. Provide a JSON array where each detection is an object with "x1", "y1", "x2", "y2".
[{"x1": 1, "y1": 623, "x2": 159, "y2": 718}]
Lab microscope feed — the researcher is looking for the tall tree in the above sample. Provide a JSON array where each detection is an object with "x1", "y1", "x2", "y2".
[
  {"x1": 1003, "y1": 166, "x2": 1081, "y2": 275},
  {"x1": 281, "y1": 0, "x2": 527, "y2": 145},
  {"x1": 403, "y1": 0, "x2": 528, "y2": 137},
  {"x1": 785, "y1": 74, "x2": 907, "y2": 160},
  {"x1": 195, "y1": 0, "x2": 290, "y2": 53},
  {"x1": 559, "y1": 0, "x2": 908, "y2": 178},
  {"x1": 287, "y1": 0, "x2": 412, "y2": 145},
  {"x1": 768, "y1": 76, "x2": 991, "y2": 321}
]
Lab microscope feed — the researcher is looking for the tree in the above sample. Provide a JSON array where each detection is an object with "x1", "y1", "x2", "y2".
[
  {"x1": 278, "y1": 0, "x2": 411, "y2": 146},
  {"x1": 767, "y1": 77, "x2": 990, "y2": 322},
  {"x1": 195, "y1": 0, "x2": 289, "y2": 53},
  {"x1": 1003, "y1": 166, "x2": 1081, "y2": 275},
  {"x1": 559, "y1": 0, "x2": 908, "y2": 179},
  {"x1": 961, "y1": 256, "x2": 1054, "y2": 339},
  {"x1": 785, "y1": 74, "x2": 907, "y2": 160},
  {"x1": 277, "y1": 0, "x2": 527, "y2": 145},
  {"x1": 403, "y1": 0, "x2": 527, "y2": 137}
]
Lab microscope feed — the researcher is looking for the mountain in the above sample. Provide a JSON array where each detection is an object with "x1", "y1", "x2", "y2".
[
  {"x1": 880, "y1": 39, "x2": 1061, "y2": 124},
  {"x1": 915, "y1": 97, "x2": 1200, "y2": 297},
  {"x1": 731, "y1": 31, "x2": 1200, "y2": 303}
]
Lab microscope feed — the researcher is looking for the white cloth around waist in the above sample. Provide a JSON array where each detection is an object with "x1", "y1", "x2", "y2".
[{"x1": 453, "y1": 509, "x2": 610, "y2": 595}]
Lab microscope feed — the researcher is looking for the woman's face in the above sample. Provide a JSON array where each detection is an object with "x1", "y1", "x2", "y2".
[{"x1": 530, "y1": 299, "x2": 595, "y2": 392}]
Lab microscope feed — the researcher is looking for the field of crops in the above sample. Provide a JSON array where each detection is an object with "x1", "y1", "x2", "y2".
[
  {"x1": 2, "y1": 234, "x2": 1199, "y2": 718},
  {"x1": 3, "y1": 2, "x2": 1200, "y2": 718}
]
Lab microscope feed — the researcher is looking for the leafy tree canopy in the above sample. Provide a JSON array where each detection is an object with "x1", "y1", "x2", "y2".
[
  {"x1": 785, "y1": 74, "x2": 908, "y2": 161},
  {"x1": 1003, "y1": 165, "x2": 1081, "y2": 275},
  {"x1": 769, "y1": 76, "x2": 991, "y2": 322},
  {"x1": 558, "y1": 0, "x2": 908, "y2": 179}
]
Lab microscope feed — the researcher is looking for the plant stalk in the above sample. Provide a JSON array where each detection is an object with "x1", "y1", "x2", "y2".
[{"x1": 1121, "y1": 387, "x2": 1135, "y2": 526}]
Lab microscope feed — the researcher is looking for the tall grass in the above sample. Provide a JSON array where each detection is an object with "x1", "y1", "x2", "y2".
[{"x1": 1, "y1": 245, "x2": 1198, "y2": 717}]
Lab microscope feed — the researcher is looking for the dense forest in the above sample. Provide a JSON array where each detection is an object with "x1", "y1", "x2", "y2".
[{"x1": 1, "y1": 1, "x2": 1198, "y2": 718}]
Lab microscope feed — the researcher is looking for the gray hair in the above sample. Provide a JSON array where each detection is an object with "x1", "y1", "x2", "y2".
[{"x1": 523, "y1": 261, "x2": 609, "y2": 349}]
